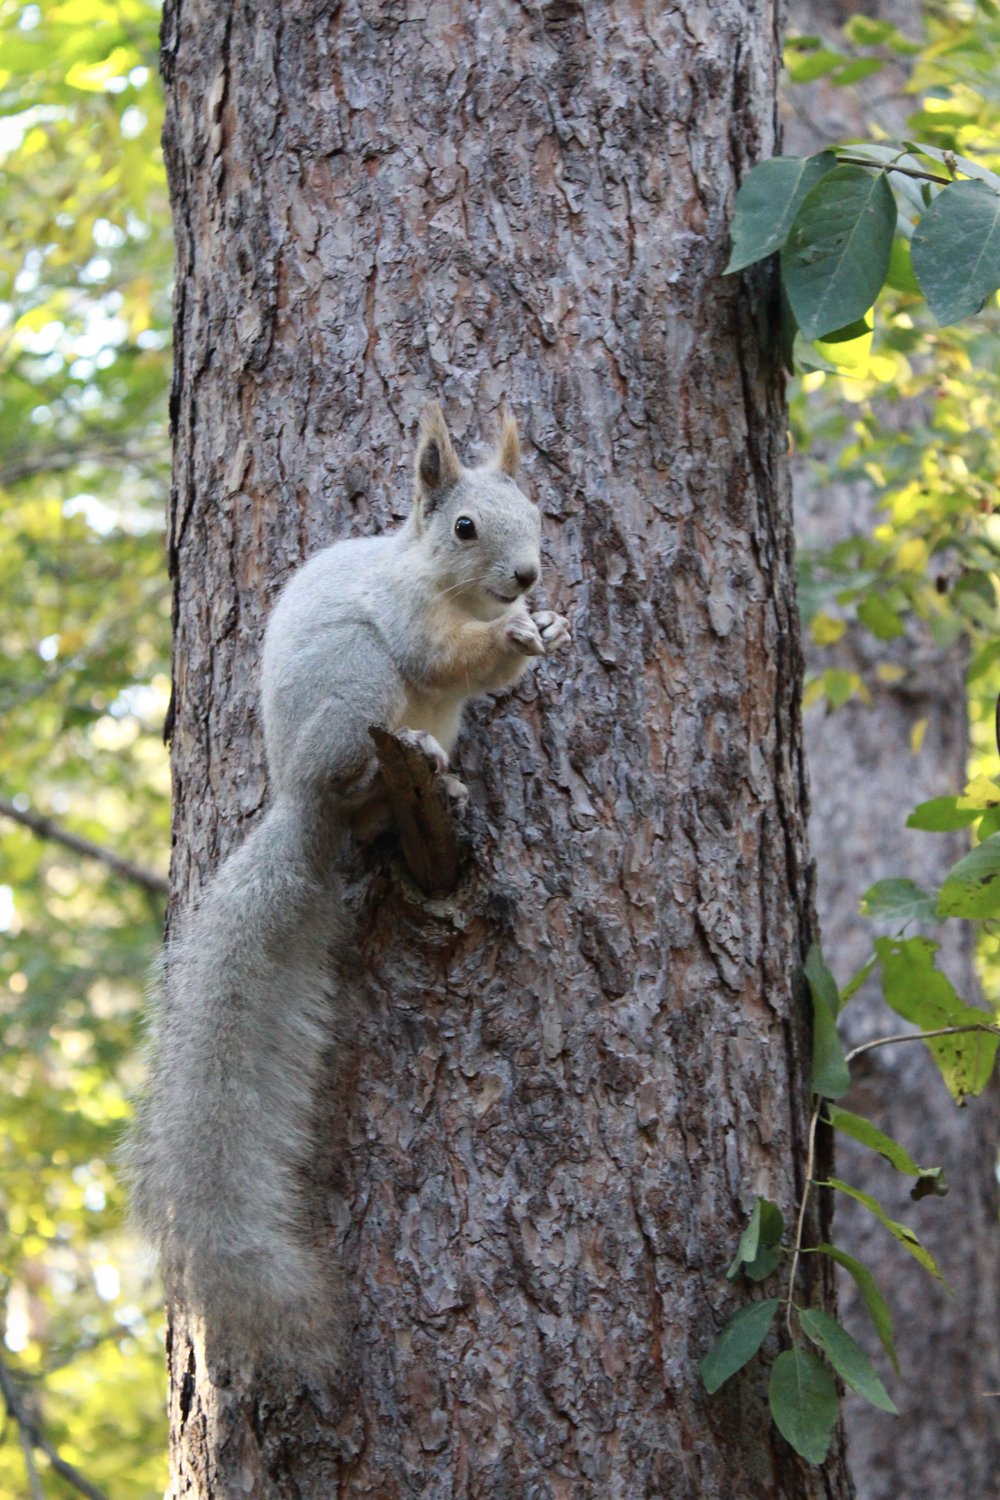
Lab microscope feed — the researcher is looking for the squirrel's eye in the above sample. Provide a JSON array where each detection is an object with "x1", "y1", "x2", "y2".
[{"x1": 454, "y1": 516, "x2": 477, "y2": 540}]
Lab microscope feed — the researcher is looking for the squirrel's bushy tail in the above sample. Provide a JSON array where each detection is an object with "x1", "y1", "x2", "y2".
[{"x1": 126, "y1": 798, "x2": 347, "y2": 1369}]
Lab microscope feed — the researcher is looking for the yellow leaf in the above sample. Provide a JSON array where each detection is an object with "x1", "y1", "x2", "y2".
[
  {"x1": 65, "y1": 46, "x2": 133, "y2": 92},
  {"x1": 910, "y1": 718, "x2": 928, "y2": 754},
  {"x1": 959, "y1": 774, "x2": 1000, "y2": 809},
  {"x1": 896, "y1": 537, "x2": 929, "y2": 573},
  {"x1": 51, "y1": 0, "x2": 119, "y2": 21},
  {"x1": 811, "y1": 613, "x2": 847, "y2": 645},
  {"x1": 867, "y1": 354, "x2": 898, "y2": 382}
]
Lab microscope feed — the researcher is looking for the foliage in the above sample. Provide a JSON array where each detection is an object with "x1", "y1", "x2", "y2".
[
  {"x1": 702, "y1": 917, "x2": 999, "y2": 1464},
  {"x1": 2, "y1": 0, "x2": 1000, "y2": 1492},
  {"x1": 702, "y1": 2, "x2": 1000, "y2": 1469},
  {"x1": 0, "y1": 0, "x2": 170, "y2": 1493},
  {"x1": 783, "y1": 8, "x2": 1000, "y2": 721},
  {"x1": 730, "y1": 144, "x2": 1000, "y2": 357}
]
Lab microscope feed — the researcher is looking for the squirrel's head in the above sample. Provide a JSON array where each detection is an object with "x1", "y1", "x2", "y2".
[{"x1": 411, "y1": 402, "x2": 542, "y2": 621}]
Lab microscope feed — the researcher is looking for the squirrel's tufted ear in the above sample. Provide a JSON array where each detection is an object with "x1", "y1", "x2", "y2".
[
  {"x1": 494, "y1": 405, "x2": 520, "y2": 478},
  {"x1": 415, "y1": 402, "x2": 462, "y2": 511}
]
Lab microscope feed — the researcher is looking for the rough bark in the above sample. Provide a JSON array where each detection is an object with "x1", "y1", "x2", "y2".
[
  {"x1": 160, "y1": 1, "x2": 854, "y2": 1495},
  {"x1": 786, "y1": 4, "x2": 1000, "y2": 1495}
]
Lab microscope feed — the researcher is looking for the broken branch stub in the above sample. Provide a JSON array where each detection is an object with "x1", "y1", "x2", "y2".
[{"x1": 368, "y1": 726, "x2": 465, "y2": 899}]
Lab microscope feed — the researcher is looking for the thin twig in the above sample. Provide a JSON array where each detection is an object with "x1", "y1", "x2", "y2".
[
  {"x1": 785, "y1": 1096, "x2": 822, "y2": 1333},
  {"x1": 785, "y1": 1020, "x2": 1000, "y2": 1325},
  {"x1": 0, "y1": 795, "x2": 168, "y2": 896},
  {"x1": 836, "y1": 153, "x2": 952, "y2": 185},
  {"x1": 0, "y1": 439, "x2": 163, "y2": 488},
  {"x1": 845, "y1": 1022, "x2": 1000, "y2": 1064},
  {"x1": 0, "y1": 1354, "x2": 111, "y2": 1500},
  {"x1": 18, "y1": 1419, "x2": 45, "y2": 1500}
]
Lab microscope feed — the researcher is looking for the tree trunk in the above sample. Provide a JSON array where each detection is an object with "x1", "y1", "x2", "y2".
[
  {"x1": 785, "y1": 4, "x2": 1000, "y2": 1494},
  {"x1": 160, "y1": 2, "x2": 853, "y2": 1495}
]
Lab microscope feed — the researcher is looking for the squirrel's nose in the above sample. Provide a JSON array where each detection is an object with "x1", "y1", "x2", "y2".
[{"x1": 515, "y1": 565, "x2": 538, "y2": 591}]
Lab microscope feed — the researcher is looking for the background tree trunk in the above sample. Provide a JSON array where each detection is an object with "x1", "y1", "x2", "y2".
[
  {"x1": 786, "y1": 4, "x2": 1000, "y2": 1495},
  {"x1": 160, "y1": 2, "x2": 853, "y2": 1495}
]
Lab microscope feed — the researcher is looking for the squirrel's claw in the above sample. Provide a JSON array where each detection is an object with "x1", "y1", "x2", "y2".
[
  {"x1": 394, "y1": 727, "x2": 450, "y2": 774},
  {"x1": 532, "y1": 610, "x2": 572, "y2": 654},
  {"x1": 506, "y1": 614, "x2": 546, "y2": 657}
]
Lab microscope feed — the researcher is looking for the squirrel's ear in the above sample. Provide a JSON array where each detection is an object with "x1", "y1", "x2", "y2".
[
  {"x1": 494, "y1": 406, "x2": 520, "y2": 477},
  {"x1": 415, "y1": 402, "x2": 461, "y2": 511}
]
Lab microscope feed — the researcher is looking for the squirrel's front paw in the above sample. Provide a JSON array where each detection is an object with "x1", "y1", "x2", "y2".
[
  {"x1": 506, "y1": 614, "x2": 546, "y2": 657},
  {"x1": 531, "y1": 610, "x2": 572, "y2": 654},
  {"x1": 395, "y1": 728, "x2": 450, "y2": 774}
]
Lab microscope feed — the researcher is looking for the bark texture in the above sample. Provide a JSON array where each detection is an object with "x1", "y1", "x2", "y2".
[
  {"x1": 160, "y1": 1, "x2": 854, "y2": 1495},
  {"x1": 786, "y1": 4, "x2": 1000, "y2": 1494}
]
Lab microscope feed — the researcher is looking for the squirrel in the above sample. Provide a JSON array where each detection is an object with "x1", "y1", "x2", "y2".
[{"x1": 127, "y1": 403, "x2": 571, "y2": 1371}]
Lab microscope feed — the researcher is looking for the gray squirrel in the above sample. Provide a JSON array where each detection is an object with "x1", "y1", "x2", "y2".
[{"x1": 127, "y1": 403, "x2": 571, "y2": 1370}]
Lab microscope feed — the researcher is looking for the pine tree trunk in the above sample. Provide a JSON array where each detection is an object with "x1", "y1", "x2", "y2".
[{"x1": 159, "y1": 2, "x2": 854, "y2": 1495}]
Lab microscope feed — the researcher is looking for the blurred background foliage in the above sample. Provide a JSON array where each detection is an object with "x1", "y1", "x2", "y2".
[
  {"x1": 0, "y1": 0, "x2": 998, "y2": 1495},
  {"x1": 787, "y1": 0, "x2": 1000, "y2": 983},
  {"x1": 790, "y1": 2, "x2": 1000, "y2": 743},
  {"x1": 0, "y1": 0, "x2": 170, "y2": 1493}
]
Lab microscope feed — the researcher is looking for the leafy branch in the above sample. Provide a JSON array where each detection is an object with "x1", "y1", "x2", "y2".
[
  {"x1": 727, "y1": 139, "x2": 1000, "y2": 373},
  {"x1": 700, "y1": 779, "x2": 1000, "y2": 1463}
]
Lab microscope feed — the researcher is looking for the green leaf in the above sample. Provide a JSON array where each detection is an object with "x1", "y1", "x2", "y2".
[
  {"x1": 786, "y1": 48, "x2": 845, "y2": 84},
  {"x1": 843, "y1": 17, "x2": 894, "y2": 44},
  {"x1": 979, "y1": 807, "x2": 1000, "y2": 839},
  {"x1": 906, "y1": 796, "x2": 982, "y2": 831},
  {"x1": 813, "y1": 1243, "x2": 898, "y2": 1374},
  {"x1": 816, "y1": 668, "x2": 866, "y2": 709},
  {"x1": 728, "y1": 1196, "x2": 760, "y2": 1274},
  {"x1": 726, "y1": 153, "x2": 838, "y2": 273},
  {"x1": 780, "y1": 279, "x2": 799, "y2": 373},
  {"x1": 823, "y1": 1176, "x2": 945, "y2": 1281},
  {"x1": 768, "y1": 1349, "x2": 839, "y2": 1464},
  {"x1": 840, "y1": 956, "x2": 876, "y2": 1005},
  {"x1": 832, "y1": 58, "x2": 885, "y2": 87},
  {"x1": 825, "y1": 1103, "x2": 925, "y2": 1176},
  {"x1": 937, "y1": 834, "x2": 1000, "y2": 918},
  {"x1": 699, "y1": 1298, "x2": 780, "y2": 1394},
  {"x1": 805, "y1": 944, "x2": 851, "y2": 1097},
  {"x1": 800, "y1": 1308, "x2": 898, "y2": 1413},
  {"x1": 860, "y1": 878, "x2": 938, "y2": 925},
  {"x1": 876, "y1": 936, "x2": 1000, "y2": 1100},
  {"x1": 856, "y1": 592, "x2": 904, "y2": 640},
  {"x1": 728, "y1": 1196, "x2": 785, "y2": 1282},
  {"x1": 804, "y1": 941, "x2": 838, "y2": 1013},
  {"x1": 782, "y1": 166, "x2": 897, "y2": 339},
  {"x1": 912, "y1": 179, "x2": 1000, "y2": 326}
]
